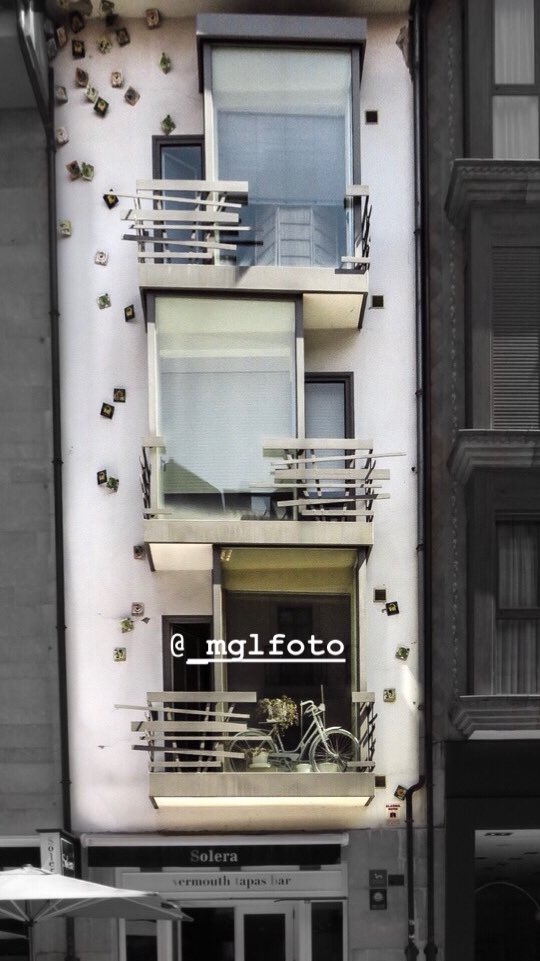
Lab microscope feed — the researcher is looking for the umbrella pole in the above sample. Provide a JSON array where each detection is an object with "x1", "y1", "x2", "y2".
[{"x1": 27, "y1": 922, "x2": 35, "y2": 961}]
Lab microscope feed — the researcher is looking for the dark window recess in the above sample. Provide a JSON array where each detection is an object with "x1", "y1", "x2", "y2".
[
  {"x1": 311, "y1": 902, "x2": 343, "y2": 961},
  {"x1": 181, "y1": 908, "x2": 235, "y2": 961},
  {"x1": 492, "y1": 246, "x2": 540, "y2": 428},
  {"x1": 225, "y1": 591, "x2": 351, "y2": 736},
  {"x1": 163, "y1": 618, "x2": 213, "y2": 693},
  {"x1": 365, "y1": 110, "x2": 378, "y2": 124}
]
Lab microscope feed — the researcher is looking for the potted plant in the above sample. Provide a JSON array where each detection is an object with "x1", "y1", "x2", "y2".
[{"x1": 255, "y1": 695, "x2": 298, "y2": 731}]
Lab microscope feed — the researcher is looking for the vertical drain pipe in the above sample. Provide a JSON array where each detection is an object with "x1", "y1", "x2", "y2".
[{"x1": 404, "y1": 776, "x2": 426, "y2": 961}]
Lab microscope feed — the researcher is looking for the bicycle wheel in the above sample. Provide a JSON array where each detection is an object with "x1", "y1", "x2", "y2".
[
  {"x1": 228, "y1": 729, "x2": 275, "y2": 772},
  {"x1": 309, "y1": 728, "x2": 358, "y2": 772}
]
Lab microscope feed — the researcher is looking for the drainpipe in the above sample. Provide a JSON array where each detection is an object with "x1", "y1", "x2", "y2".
[
  {"x1": 411, "y1": 0, "x2": 437, "y2": 960},
  {"x1": 404, "y1": 776, "x2": 426, "y2": 961},
  {"x1": 44, "y1": 67, "x2": 72, "y2": 842},
  {"x1": 17, "y1": 11, "x2": 75, "y2": 955}
]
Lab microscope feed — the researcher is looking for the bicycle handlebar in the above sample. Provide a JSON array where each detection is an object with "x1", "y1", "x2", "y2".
[{"x1": 300, "y1": 700, "x2": 325, "y2": 714}]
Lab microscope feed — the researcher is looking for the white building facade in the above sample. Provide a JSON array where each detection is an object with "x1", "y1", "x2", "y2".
[{"x1": 2, "y1": 2, "x2": 426, "y2": 959}]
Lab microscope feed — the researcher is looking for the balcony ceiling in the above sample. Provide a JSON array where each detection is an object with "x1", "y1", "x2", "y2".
[{"x1": 83, "y1": 0, "x2": 410, "y2": 17}]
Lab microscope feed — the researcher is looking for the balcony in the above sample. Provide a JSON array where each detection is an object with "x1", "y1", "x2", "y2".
[
  {"x1": 120, "y1": 179, "x2": 371, "y2": 330},
  {"x1": 142, "y1": 438, "x2": 394, "y2": 560},
  {"x1": 122, "y1": 691, "x2": 376, "y2": 829}
]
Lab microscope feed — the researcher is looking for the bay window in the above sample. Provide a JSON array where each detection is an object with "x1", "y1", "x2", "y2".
[
  {"x1": 154, "y1": 295, "x2": 297, "y2": 519},
  {"x1": 204, "y1": 39, "x2": 360, "y2": 267}
]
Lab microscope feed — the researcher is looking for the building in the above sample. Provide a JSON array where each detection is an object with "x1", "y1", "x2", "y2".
[
  {"x1": 1, "y1": 1, "x2": 430, "y2": 960},
  {"x1": 425, "y1": 0, "x2": 540, "y2": 959}
]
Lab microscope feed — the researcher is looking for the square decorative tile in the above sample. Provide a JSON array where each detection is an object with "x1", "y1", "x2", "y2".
[
  {"x1": 146, "y1": 8, "x2": 160, "y2": 28},
  {"x1": 94, "y1": 97, "x2": 109, "y2": 117},
  {"x1": 95, "y1": 250, "x2": 109, "y2": 266},
  {"x1": 97, "y1": 293, "x2": 111, "y2": 309},
  {"x1": 110, "y1": 70, "x2": 124, "y2": 88},
  {"x1": 100, "y1": 402, "x2": 115, "y2": 419},
  {"x1": 124, "y1": 86, "x2": 140, "y2": 106},
  {"x1": 71, "y1": 39, "x2": 85, "y2": 59}
]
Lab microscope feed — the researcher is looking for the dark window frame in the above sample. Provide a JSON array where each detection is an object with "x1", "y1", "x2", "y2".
[
  {"x1": 467, "y1": 208, "x2": 540, "y2": 428},
  {"x1": 467, "y1": 469, "x2": 540, "y2": 693},
  {"x1": 162, "y1": 615, "x2": 213, "y2": 691},
  {"x1": 152, "y1": 134, "x2": 205, "y2": 179},
  {"x1": 465, "y1": 0, "x2": 540, "y2": 156},
  {"x1": 304, "y1": 372, "x2": 355, "y2": 438}
]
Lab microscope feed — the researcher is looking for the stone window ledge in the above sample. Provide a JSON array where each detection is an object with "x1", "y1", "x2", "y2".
[
  {"x1": 448, "y1": 429, "x2": 540, "y2": 484},
  {"x1": 452, "y1": 695, "x2": 540, "y2": 737},
  {"x1": 445, "y1": 159, "x2": 540, "y2": 228}
]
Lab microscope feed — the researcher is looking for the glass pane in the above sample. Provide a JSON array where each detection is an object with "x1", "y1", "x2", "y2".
[
  {"x1": 311, "y1": 902, "x2": 343, "y2": 961},
  {"x1": 494, "y1": 619, "x2": 540, "y2": 692},
  {"x1": 498, "y1": 522, "x2": 540, "y2": 607},
  {"x1": 494, "y1": 0, "x2": 535, "y2": 84},
  {"x1": 182, "y1": 907, "x2": 234, "y2": 961},
  {"x1": 493, "y1": 96, "x2": 539, "y2": 158},
  {"x1": 212, "y1": 47, "x2": 352, "y2": 266},
  {"x1": 155, "y1": 296, "x2": 296, "y2": 519},
  {"x1": 161, "y1": 144, "x2": 202, "y2": 180},
  {"x1": 244, "y1": 913, "x2": 286, "y2": 961},
  {"x1": 305, "y1": 382, "x2": 346, "y2": 438}
]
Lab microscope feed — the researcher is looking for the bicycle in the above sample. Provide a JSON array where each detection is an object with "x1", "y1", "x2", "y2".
[{"x1": 228, "y1": 699, "x2": 358, "y2": 773}]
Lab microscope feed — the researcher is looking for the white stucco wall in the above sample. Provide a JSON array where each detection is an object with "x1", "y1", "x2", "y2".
[{"x1": 54, "y1": 12, "x2": 419, "y2": 832}]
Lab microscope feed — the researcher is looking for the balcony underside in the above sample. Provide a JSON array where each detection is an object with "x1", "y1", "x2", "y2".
[
  {"x1": 150, "y1": 772, "x2": 375, "y2": 829},
  {"x1": 145, "y1": 519, "x2": 373, "y2": 562},
  {"x1": 139, "y1": 265, "x2": 368, "y2": 330}
]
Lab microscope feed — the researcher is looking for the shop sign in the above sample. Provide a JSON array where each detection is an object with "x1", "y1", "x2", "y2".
[
  {"x1": 122, "y1": 868, "x2": 346, "y2": 900},
  {"x1": 39, "y1": 830, "x2": 76, "y2": 876}
]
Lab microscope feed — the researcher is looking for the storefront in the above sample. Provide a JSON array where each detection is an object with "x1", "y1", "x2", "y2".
[{"x1": 83, "y1": 834, "x2": 348, "y2": 961}]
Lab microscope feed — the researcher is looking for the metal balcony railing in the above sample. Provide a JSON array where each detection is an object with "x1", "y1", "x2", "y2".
[
  {"x1": 119, "y1": 691, "x2": 376, "y2": 775},
  {"x1": 120, "y1": 180, "x2": 370, "y2": 271},
  {"x1": 261, "y1": 438, "x2": 394, "y2": 522},
  {"x1": 119, "y1": 179, "x2": 251, "y2": 264}
]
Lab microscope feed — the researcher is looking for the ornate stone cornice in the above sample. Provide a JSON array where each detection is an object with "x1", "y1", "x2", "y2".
[
  {"x1": 448, "y1": 429, "x2": 540, "y2": 483},
  {"x1": 452, "y1": 695, "x2": 540, "y2": 737},
  {"x1": 445, "y1": 159, "x2": 540, "y2": 228}
]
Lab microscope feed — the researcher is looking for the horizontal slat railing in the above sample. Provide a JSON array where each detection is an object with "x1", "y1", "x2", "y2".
[
  {"x1": 349, "y1": 693, "x2": 377, "y2": 771},
  {"x1": 119, "y1": 179, "x2": 250, "y2": 265},
  {"x1": 262, "y1": 439, "x2": 397, "y2": 522},
  {"x1": 120, "y1": 692, "x2": 257, "y2": 773}
]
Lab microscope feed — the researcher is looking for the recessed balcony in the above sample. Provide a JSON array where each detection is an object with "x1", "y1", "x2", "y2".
[
  {"x1": 120, "y1": 180, "x2": 371, "y2": 330},
  {"x1": 122, "y1": 691, "x2": 376, "y2": 829}
]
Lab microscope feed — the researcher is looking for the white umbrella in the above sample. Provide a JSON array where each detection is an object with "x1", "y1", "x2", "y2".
[{"x1": 0, "y1": 865, "x2": 190, "y2": 959}]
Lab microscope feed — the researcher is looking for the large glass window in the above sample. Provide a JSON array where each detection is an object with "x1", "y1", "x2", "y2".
[
  {"x1": 155, "y1": 296, "x2": 296, "y2": 518},
  {"x1": 493, "y1": 0, "x2": 539, "y2": 157},
  {"x1": 210, "y1": 47, "x2": 353, "y2": 266},
  {"x1": 466, "y1": 0, "x2": 540, "y2": 156}
]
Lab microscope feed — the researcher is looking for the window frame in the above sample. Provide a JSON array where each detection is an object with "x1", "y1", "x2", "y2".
[
  {"x1": 467, "y1": 207, "x2": 540, "y2": 428},
  {"x1": 465, "y1": 0, "x2": 540, "y2": 157},
  {"x1": 152, "y1": 134, "x2": 205, "y2": 179},
  {"x1": 201, "y1": 40, "x2": 362, "y2": 267},
  {"x1": 304, "y1": 372, "x2": 355, "y2": 439},
  {"x1": 467, "y1": 469, "x2": 540, "y2": 693}
]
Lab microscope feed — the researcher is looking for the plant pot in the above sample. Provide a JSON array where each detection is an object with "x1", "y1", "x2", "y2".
[{"x1": 318, "y1": 761, "x2": 339, "y2": 773}]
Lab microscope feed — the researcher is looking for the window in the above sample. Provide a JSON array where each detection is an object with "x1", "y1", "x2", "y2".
[
  {"x1": 468, "y1": 470, "x2": 540, "y2": 694},
  {"x1": 468, "y1": 210, "x2": 540, "y2": 428},
  {"x1": 152, "y1": 135, "x2": 204, "y2": 180},
  {"x1": 153, "y1": 294, "x2": 297, "y2": 519},
  {"x1": 225, "y1": 590, "x2": 352, "y2": 732},
  {"x1": 466, "y1": 0, "x2": 540, "y2": 157},
  {"x1": 495, "y1": 519, "x2": 540, "y2": 692},
  {"x1": 202, "y1": 26, "x2": 362, "y2": 267}
]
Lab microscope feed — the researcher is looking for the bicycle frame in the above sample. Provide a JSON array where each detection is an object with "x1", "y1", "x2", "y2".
[{"x1": 260, "y1": 701, "x2": 329, "y2": 770}]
